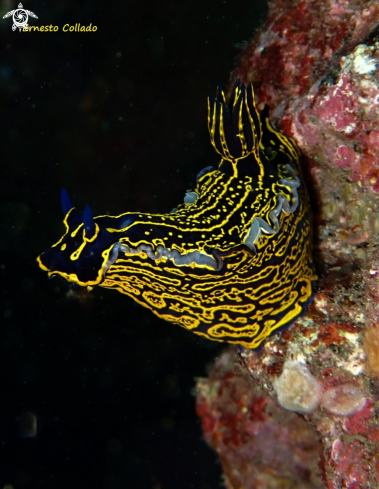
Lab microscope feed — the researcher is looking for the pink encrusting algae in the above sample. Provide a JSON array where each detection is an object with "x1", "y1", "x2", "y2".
[{"x1": 195, "y1": 0, "x2": 379, "y2": 487}]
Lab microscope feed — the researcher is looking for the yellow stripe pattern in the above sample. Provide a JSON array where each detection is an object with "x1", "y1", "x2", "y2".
[{"x1": 37, "y1": 83, "x2": 316, "y2": 349}]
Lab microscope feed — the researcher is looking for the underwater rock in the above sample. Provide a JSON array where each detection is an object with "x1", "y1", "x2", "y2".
[
  {"x1": 293, "y1": 42, "x2": 379, "y2": 195},
  {"x1": 363, "y1": 323, "x2": 379, "y2": 377},
  {"x1": 233, "y1": 0, "x2": 379, "y2": 194},
  {"x1": 196, "y1": 0, "x2": 379, "y2": 487},
  {"x1": 196, "y1": 333, "x2": 377, "y2": 488},
  {"x1": 196, "y1": 352, "x2": 324, "y2": 489}
]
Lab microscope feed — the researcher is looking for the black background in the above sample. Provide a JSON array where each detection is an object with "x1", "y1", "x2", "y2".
[{"x1": 0, "y1": 1, "x2": 267, "y2": 487}]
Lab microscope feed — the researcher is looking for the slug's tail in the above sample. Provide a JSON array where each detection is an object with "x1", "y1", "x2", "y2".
[{"x1": 208, "y1": 81, "x2": 262, "y2": 162}]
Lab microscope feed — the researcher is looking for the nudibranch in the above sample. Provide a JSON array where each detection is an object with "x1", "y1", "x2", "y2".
[{"x1": 37, "y1": 82, "x2": 316, "y2": 349}]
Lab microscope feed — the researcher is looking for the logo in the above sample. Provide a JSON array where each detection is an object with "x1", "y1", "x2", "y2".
[{"x1": 3, "y1": 3, "x2": 38, "y2": 31}]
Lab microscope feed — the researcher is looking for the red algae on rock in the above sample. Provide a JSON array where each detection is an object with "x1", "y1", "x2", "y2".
[
  {"x1": 233, "y1": 0, "x2": 379, "y2": 115},
  {"x1": 195, "y1": 0, "x2": 379, "y2": 487},
  {"x1": 331, "y1": 438, "x2": 371, "y2": 488},
  {"x1": 294, "y1": 43, "x2": 379, "y2": 194},
  {"x1": 195, "y1": 352, "x2": 324, "y2": 489}
]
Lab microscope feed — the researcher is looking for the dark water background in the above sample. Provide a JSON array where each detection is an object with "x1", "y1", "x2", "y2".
[{"x1": 0, "y1": 0, "x2": 267, "y2": 487}]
